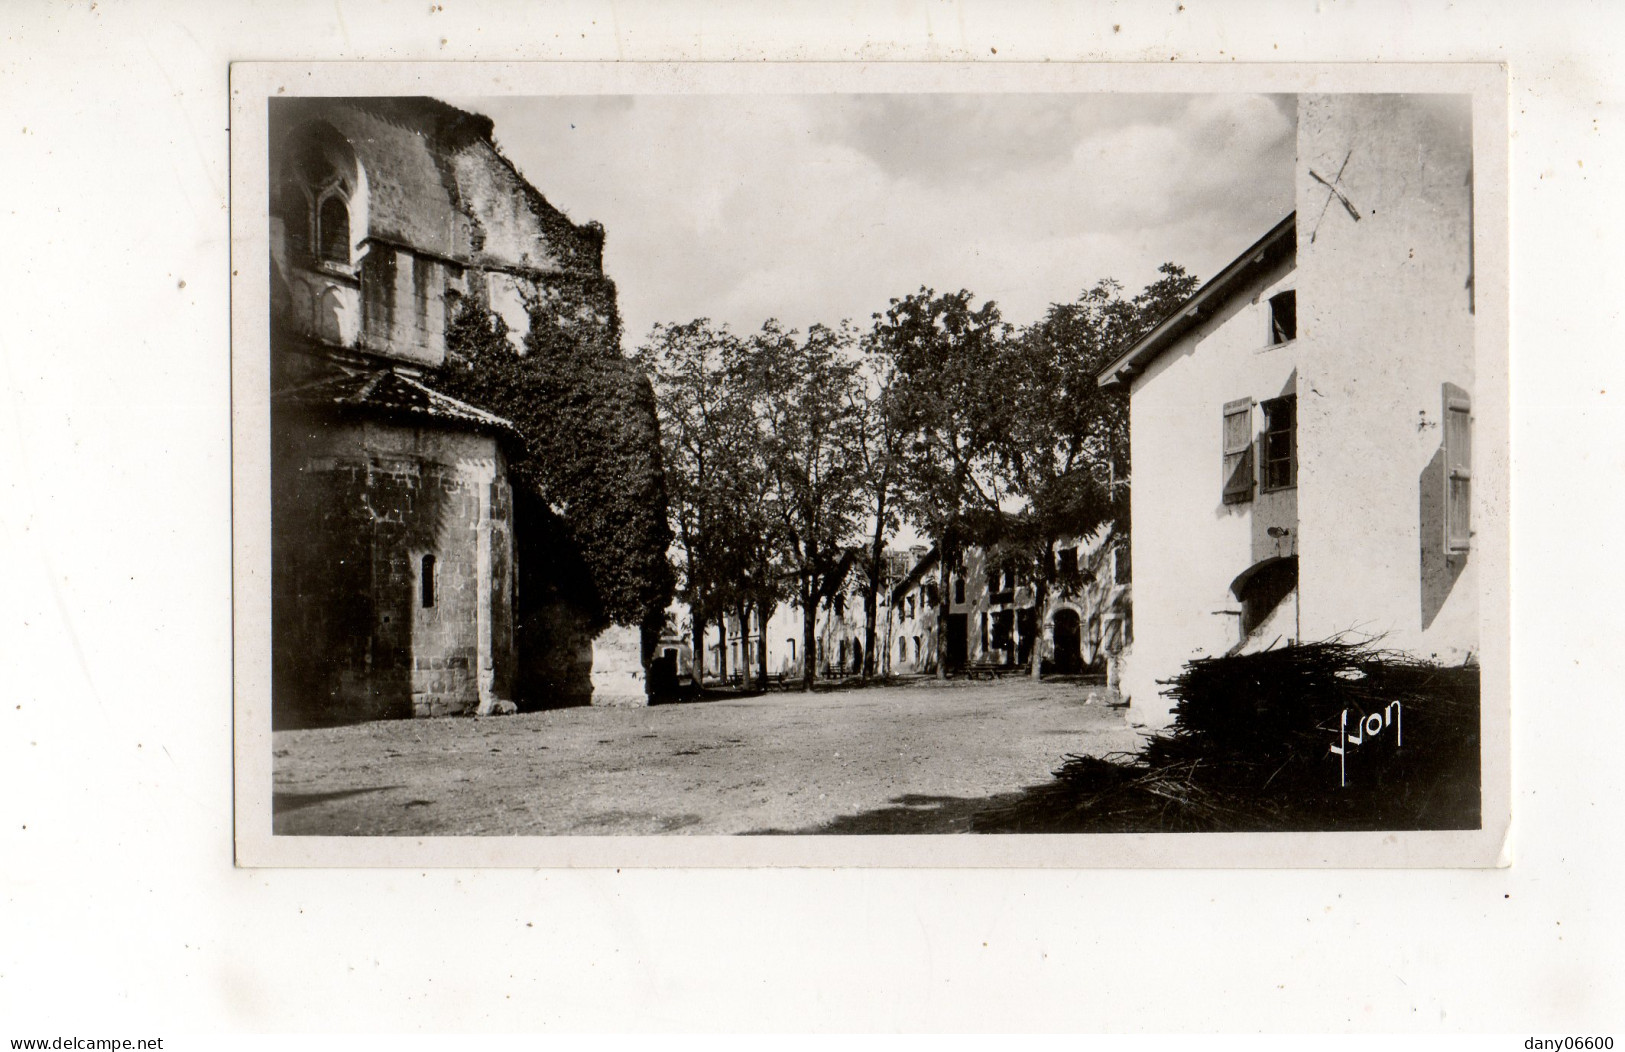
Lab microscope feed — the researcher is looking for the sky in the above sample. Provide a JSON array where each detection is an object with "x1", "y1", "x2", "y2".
[{"x1": 450, "y1": 92, "x2": 1296, "y2": 348}]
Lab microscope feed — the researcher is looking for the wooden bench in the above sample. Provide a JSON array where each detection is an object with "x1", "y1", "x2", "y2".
[{"x1": 962, "y1": 662, "x2": 1027, "y2": 681}]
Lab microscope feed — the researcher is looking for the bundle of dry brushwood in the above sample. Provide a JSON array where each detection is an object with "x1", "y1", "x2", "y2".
[{"x1": 977, "y1": 639, "x2": 1480, "y2": 833}]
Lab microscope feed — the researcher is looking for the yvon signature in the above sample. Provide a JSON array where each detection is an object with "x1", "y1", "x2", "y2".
[{"x1": 1327, "y1": 702, "x2": 1403, "y2": 788}]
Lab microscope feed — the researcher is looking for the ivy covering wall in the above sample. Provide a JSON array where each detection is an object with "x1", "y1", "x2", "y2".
[{"x1": 435, "y1": 297, "x2": 674, "y2": 636}]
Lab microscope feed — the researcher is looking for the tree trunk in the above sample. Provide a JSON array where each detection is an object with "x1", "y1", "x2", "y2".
[
  {"x1": 882, "y1": 596, "x2": 894, "y2": 676},
  {"x1": 757, "y1": 598, "x2": 772, "y2": 691},
  {"x1": 935, "y1": 536, "x2": 952, "y2": 681},
  {"x1": 691, "y1": 608, "x2": 706, "y2": 688},
  {"x1": 801, "y1": 582, "x2": 818, "y2": 692},
  {"x1": 735, "y1": 602, "x2": 750, "y2": 688},
  {"x1": 1030, "y1": 572, "x2": 1047, "y2": 680},
  {"x1": 716, "y1": 614, "x2": 728, "y2": 684},
  {"x1": 862, "y1": 589, "x2": 879, "y2": 680},
  {"x1": 863, "y1": 518, "x2": 886, "y2": 679}
]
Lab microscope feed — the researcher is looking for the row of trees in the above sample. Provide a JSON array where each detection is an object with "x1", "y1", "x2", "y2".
[{"x1": 640, "y1": 264, "x2": 1201, "y2": 690}]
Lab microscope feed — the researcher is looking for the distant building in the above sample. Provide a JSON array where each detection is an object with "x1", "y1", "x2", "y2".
[
  {"x1": 695, "y1": 533, "x2": 1130, "y2": 686},
  {"x1": 268, "y1": 97, "x2": 626, "y2": 727},
  {"x1": 890, "y1": 533, "x2": 1130, "y2": 679},
  {"x1": 1098, "y1": 94, "x2": 1477, "y2": 726}
]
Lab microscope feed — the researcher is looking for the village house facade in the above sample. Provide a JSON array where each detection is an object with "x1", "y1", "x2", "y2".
[
  {"x1": 1098, "y1": 94, "x2": 1478, "y2": 726},
  {"x1": 887, "y1": 534, "x2": 1130, "y2": 679},
  {"x1": 696, "y1": 533, "x2": 1130, "y2": 685},
  {"x1": 268, "y1": 96, "x2": 636, "y2": 727}
]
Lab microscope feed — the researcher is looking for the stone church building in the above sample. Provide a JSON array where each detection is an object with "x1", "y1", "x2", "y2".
[{"x1": 268, "y1": 97, "x2": 621, "y2": 728}]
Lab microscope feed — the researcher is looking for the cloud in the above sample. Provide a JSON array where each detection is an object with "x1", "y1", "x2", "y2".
[
  {"x1": 810, "y1": 93, "x2": 1230, "y2": 188},
  {"x1": 451, "y1": 92, "x2": 1295, "y2": 345}
]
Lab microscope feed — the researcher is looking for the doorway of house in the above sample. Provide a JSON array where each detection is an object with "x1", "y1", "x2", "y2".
[
  {"x1": 1051, "y1": 609, "x2": 1082, "y2": 674},
  {"x1": 945, "y1": 613, "x2": 968, "y2": 671},
  {"x1": 1016, "y1": 607, "x2": 1037, "y2": 666}
]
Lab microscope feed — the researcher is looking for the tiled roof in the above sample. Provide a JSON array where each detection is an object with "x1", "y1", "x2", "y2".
[{"x1": 273, "y1": 369, "x2": 517, "y2": 436}]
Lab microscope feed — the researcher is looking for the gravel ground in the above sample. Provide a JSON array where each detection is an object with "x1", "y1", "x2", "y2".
[{"x1": 271, "y1": 677, "x2": 1144, "y2": 835}]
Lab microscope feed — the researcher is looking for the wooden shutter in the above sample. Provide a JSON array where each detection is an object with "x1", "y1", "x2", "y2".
[
  {"x1": 1222, "y1": 398, "x2": 1255, "y2": 504},
  {"x1": 1443, "y1": 383, "x2": 1472, "y2": 553}
]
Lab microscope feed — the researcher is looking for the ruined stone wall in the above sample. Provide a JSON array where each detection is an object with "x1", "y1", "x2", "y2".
[
  {"x1": 449, "y1": 140, "x2": 603, "y2": 274},
  {"x1": 271, "y1": 415, "x2": 515, "y2": 728},
  {"x1": 450, "y1": 128, "x2": 615, "y2": 355},
  {"x1": 515, "y1": 599, "x2": 595, "y2": 708},
  {"x1": 270, "y1": 97, "x2": 614, "y2": 365}
]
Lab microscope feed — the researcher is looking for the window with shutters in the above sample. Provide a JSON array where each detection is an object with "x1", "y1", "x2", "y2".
[
  {"x1": 1222, "y1": 398, "x2": 1255, "y2": 504},
  {"x1": 1443, "y1": 383, "x2": 1472, "y2": 553},
  {"x1": 990, "y1": 567, "x2": 1014, "y2": 605},
  {"x1": 1259, "y1": 396, "x2": 1297, "y2": 492},
  {"x1": 991, "y1": 610, "x2": 1013, "y2": 651}
]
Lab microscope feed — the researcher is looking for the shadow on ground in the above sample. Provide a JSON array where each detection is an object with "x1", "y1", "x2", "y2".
[
  {"x1": 749, "y1": 788, "x2": 1048, "y2": 835},
  {"x1": 568, "y1": 810, "x2": 708, "y2": 834},
  {"x1": 273, "y1": 786, "x2": 400, "y2": 814},
  {"x1": 659, "y1": 672, "x2": 1101, "y2": 705},
  {"x1": 653, "y1": 678, "x2": 916, "y2": 705},
  {"x1": 650, "y1": 686, "x2": 768, "y2": 706},
  {"x1": 747, "y1": 775, "x2": 1479, "y2": 835}
]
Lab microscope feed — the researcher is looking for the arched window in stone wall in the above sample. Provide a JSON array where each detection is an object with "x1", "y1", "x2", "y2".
[
  {"x1": 317, "y1": 192, "x2": 350, "y2": 264},
  {"x1": 275, "y1": 122, "x2": 365, "y2": 269},
  {"x1": 421, "y1": 554, "x2": 437, "y2": 609}
]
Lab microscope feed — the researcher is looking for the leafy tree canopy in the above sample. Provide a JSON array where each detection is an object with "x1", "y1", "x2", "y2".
[{"x1": 870, "y1": 288, "x2": 1018, "y2": 555}]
